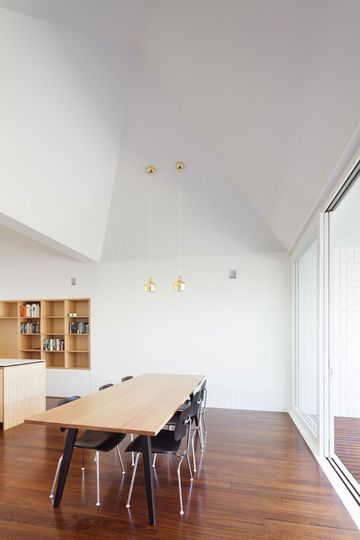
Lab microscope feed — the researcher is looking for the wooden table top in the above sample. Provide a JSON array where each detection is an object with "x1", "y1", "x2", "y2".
[{"x1": 25, "y1": 373, "x2": 205, "y2": 436}]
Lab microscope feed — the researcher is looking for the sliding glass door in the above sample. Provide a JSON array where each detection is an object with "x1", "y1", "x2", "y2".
[
  {"x1": 295, "y1": 236, "x2": 319, "y2": 433},
  {"x1": 328, "y1": 165, "x2": 360, "y2": 496}
]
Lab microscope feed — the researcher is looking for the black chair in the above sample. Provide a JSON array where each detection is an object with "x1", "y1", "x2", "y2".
[
  {"x1": 199, "y1": 380, "x2": 207, "y2": 436},
  {"x1": 125, "y1": 403, "x2": 193, "y2": 515},
  {"x1": 159, "y1": 390, "x2": 203, "y2": 473},
  {"x1": 188, "y1": 391, "x2": 204, "y2": 472},
  {"x1": 98, "y1": 382, "x2": 126, "y2": 468},
  {"x1": 99, "y1": 383, "x2": 114, "y2": 391},
  {"x1": 57, "y1": 395, "x2": 81, "y2": 406},
  {"x1": 49, "y1": 396, "x2": 126, "y2": 506},
  {"x1": 121, "y1": 376, "x2": 135, "y2": 465},
  {"x1": 121, "y1": 375, "x2": 133, "y2": 382},
  {"x1": 100, "y1": 379, "x2": 135, "y2": 466}
]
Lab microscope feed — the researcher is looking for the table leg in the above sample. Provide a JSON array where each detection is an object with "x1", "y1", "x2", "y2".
[
  {"x1": 141, "y1": 435, "x2": 156, "y2": 525},
  {"x1": 53, "y1": 428, "x2": 78, "y2": 508}
]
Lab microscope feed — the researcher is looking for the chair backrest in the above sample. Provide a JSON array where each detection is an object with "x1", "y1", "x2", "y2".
[
  {"x1": 174, "y1": 403, "x2": 192, "y2": 442},
  {"x1": 56, "y1": 396, "x2": 81, "y2": 431},
  {"x1": 57, "y1": 395, "x2": 81, "y2": 407},
  {"x1": 189, "y1": 391, "x2": 202, "y2": 420},
  {"x1": 200, "y1": 381, "x2": 207, "y2": 410},
  {"x1": 99, "y1": 383, "x2": 114, "y2": 391},
  {"x1": 121, "y1": 375, "x2": 133, "y2": 382},
  {"x1": 200, "y1": 380, "x2": 207, "y2": 401}
]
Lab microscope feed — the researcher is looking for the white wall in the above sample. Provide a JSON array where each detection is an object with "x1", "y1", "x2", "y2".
[{"x1": 0, "y1": 233, "x2": 290, "y2": 411}]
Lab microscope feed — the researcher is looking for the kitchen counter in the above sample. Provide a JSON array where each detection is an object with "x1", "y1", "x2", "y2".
[
  {"x1": 0, "y1": 358, "x2": 45, "y2": 429},
  {"x1": 0, "y1": 359, "x2": 43, "y2": 367}
]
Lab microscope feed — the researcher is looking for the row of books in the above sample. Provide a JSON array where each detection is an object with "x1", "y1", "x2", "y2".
[
  {"x1": 69, "y1": 322, "x2": 89, "y2": 334},
  {"x1": 20, "y1": 322, "x2": 40, "y2": 334},
  {"x1": 20, "y1": 303, "x2": 41, "y2": 318},
  {"x1": 43, "y1": 338, "x2": 64, "y2": 351}
]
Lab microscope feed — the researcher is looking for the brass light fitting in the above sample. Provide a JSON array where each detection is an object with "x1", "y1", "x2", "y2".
[
  {"x1": 175, "y1": 161, "x2": 185, "y2": 172},
  {"x1": 173, "y1": 275, "x2": 186, "y2": 292},
  {"x1": 144, "y1": 276, "x2": 156, "y2": 293},
  {"x1": 147, "y1": 165, "x2": 156, "y2": 175}
]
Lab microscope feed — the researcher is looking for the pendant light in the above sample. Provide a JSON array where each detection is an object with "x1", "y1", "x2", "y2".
[
  {"x1": 174, "y1": 161, "x2": 186, "y2": 292},
  {"x1": 144, "y1": 165, "x2": 156, "y2": 293}
]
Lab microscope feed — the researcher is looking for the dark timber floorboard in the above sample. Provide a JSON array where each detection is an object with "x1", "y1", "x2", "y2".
[
  {"x1": 0, "y1": 406, "x2": 358, "y2": 539},
  {"x1": 335, "y1": 416, "x2": 360, "y2": 484}
]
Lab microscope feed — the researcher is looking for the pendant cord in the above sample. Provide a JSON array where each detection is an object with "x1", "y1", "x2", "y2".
[
  {"x1": 148, "y1": 175, "x2": 152, "y2": 276},
  {"x1": 178, "y1": 174, "x2": 182, "y2": 276}
]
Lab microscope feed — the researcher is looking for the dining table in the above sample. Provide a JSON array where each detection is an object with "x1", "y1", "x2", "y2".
[{"x1": 26, "y1": 372, "x2": 205, "y2": 525}]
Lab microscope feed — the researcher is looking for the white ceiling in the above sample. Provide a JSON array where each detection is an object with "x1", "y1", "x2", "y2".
[
  {"x1": 101, "y1": 56, "x2": 282, "y2": 261},
  {"x1": 1, "y1": 0, "x2": 360, "y2": 259},
  {"x1": 0, "y1": 0, "x2": 150, "y2": 47}
]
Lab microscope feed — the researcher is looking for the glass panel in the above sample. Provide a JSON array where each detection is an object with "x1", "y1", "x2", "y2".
[
  {"x1": 296, "y1": 236, "x2": 318, "y2": 432},
  {"x1": 331, "y1": 176, "x2": 360, "y2": 484}
]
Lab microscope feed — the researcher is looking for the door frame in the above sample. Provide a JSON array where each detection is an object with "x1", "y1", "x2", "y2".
[{"x1": 322, "y1": 159, "x2": 360, "y2": 501}]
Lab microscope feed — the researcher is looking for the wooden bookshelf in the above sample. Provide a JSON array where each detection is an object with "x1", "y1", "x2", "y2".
[
  {"x1": 0, "y1": 302, "x2": 18, "y2": 358},
  {"x1": 0, "y1": 299, "x2": 90, "y2": 370}
]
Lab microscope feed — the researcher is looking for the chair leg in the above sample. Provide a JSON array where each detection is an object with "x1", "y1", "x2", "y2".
[
  {"x1": 191, "y1": 430, "x2": 197, "y2": 472},
  {"x1": 49, "y1": 455, "x2": 63, "y2": 499},
  {"x1": 115, "y1": 445, "x2": 126, "y2": 474},
  {"x1": 81, "y1": 448, "x2": 85, "y2": 470},
  {"x1": 95, "y1": 451, "x2": 100, "y2": 507},
  {"x1": 186, "y1": 453, "x2": 193, "y2": 481},
  {"x1": 126, "y1": 452, "x2": 140, "y2": 508},
  {"x1": 152, "y1": 453, "x2": 157, "y2": 468},
  {"x1": 198, "y1": 420, "x2": 205, "y2": 452},
  {"x1": 130, "y1": 434, "x2": 135, "y2": 466},
  {"x1": 177, "y1": 455, "x2": 185, "y2": 515},
  {"x1": 202, "y1": 412, "x2": 207, "y2": 434}
]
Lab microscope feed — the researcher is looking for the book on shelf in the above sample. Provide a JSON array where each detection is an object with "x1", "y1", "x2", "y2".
[
  {"x1": 20, "y1": 322, "x2": 40, "y2": 334},
  {"x1": 20, "y1": 303, "x2": 41, "y2": 318},
  {"x1": 43, "y1": 338, "x2": 64, "y2": 351},
  {"x1": 69, "y1": 321, "x2": 89, "y2": 334}
]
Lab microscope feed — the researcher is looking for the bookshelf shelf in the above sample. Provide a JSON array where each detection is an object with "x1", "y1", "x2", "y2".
[
  {"x1": 0, "y1": 301, "x2": 17, "y2": 318},
  {"x1": 47, "y1": 366, "x2": 65, "y2": 369},
  {"x1": 0, "y1": 298, "x2": 90, "y2": 370}
]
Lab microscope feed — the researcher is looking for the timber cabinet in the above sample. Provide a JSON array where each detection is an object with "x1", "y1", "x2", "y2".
[{"x1": 0, "y1": 359, "x2": 45, "y2": 429}]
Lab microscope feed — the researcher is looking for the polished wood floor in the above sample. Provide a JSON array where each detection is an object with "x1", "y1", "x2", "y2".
[
  {"x1": 335, "y1": 416, "x2": 360, "y2": 484},
  {"x1": 0, "y1": 407, "x2": 359, "y2": 539}
]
